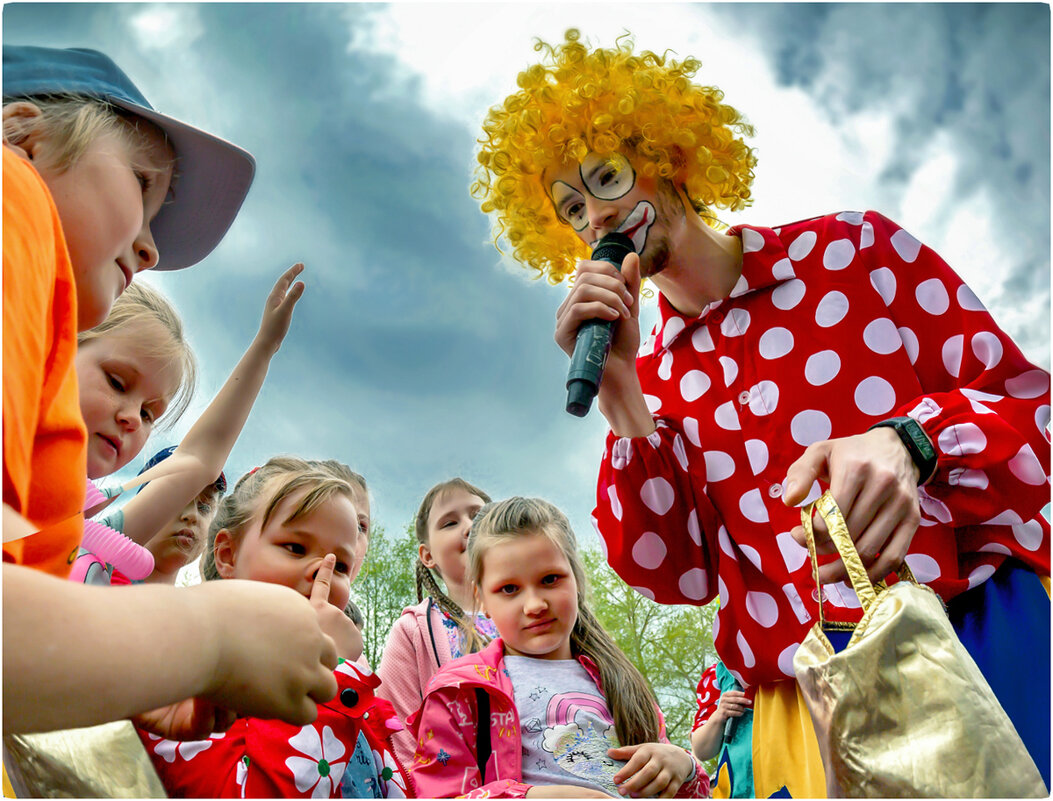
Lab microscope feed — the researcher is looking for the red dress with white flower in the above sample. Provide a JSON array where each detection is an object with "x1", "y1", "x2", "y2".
[
  {"x1": 593, "y1": 210, "x2": 1051, "y2": 688},
  {"x1": 138, "y1": 660, "x2": 413, "y2": 798}
]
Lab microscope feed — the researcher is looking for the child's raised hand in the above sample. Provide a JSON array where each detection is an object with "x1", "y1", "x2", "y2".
[
  {"x1": 256, "y1": 262, "x2": 306, "y2": 353},
  {"x1": 310, "y1": 554, "x2": 363, "y2": 661},
  {"x1": 609, "y1": 742, "x2": 696, "y2": 798}
]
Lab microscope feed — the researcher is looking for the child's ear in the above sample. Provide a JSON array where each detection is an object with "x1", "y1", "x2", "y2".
[
  {"x1": 2, "y1": 101, "x2": 46, "y2": 159},
  {"x1": 212, "y1": 528, "x2": 238, "y2": 579},
  {"x1": 418, "y1": 541, "x2": 437, "y2": 571}
]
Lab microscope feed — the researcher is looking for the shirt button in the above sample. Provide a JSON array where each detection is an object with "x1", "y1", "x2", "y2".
[
  {"x1": 738, "y1": 391, "x2": 751, "y2": 405},
  {"x1": 710, "y1": 311, "x2": 725, "y2": 325},
  {"x1": 812, "y1": 588, "x2": 821, "y2": 603},
  {"x1": 768, "y1": 483, "x2": 783, "y2": 499}
]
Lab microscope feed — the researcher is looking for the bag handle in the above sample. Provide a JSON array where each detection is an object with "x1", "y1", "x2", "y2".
[{"x1": 802, "y1": 491, "x2": 919, "y2": 628}]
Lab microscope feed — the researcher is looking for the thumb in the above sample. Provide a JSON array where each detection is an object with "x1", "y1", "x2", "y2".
[
  {"x1": 622, "y1": 252, "x2": 642, "y2": 320},
  {"x1": 782, "y1": 442, "x2": 829, "y2": 506}
]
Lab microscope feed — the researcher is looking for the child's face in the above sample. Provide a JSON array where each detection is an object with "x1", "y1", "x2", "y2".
[
  {"x1": 75, "y1": 320, "x2": 182, "y2": 478},
  {"x1": 217, "y1": 489, "x2": 360, "y2": 612},
  {"x1": 347, "y1": 484, "x2": 371, "y2": 583},
  {"x1": 478, "y1": 532, "x2": 578, "y2": 661},
  {"x1": 33, "y1": 123, "x2": 174, "y2": 330},
  {"x1": 420, "y1": 488, "x2": 486, "y2": 586},
  {"x1": 144, "y1": 486, "x2": 218, "y2": 575}
]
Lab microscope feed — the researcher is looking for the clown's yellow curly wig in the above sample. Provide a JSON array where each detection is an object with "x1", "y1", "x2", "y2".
[{"x1": 471, "y1": 29, "x2": 758, "y2": 284}]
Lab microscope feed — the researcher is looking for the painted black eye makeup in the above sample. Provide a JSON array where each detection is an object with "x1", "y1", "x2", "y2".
[
  {"x1": 551, "y1": 181, "x2": 589, "y2": 231},
  {"x1": 580, "y1": 152, "x2": 635, "y2": 200}
]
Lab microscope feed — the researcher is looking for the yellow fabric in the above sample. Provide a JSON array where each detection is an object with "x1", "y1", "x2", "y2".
[
  {"x1": 3, "y1": 761, "x2": 15, "y2": 798},
  {"x1": 713, "y1": 760, "x2": 732, "y2": 799},
  {"x1": 1040, "y1": 574, "x2": 1050, "y2": 599},
  {"x1": 751, "y1": 679, "x2": 827, "y2": 798}
]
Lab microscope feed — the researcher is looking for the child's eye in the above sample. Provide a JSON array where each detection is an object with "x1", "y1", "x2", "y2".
[
  {"x1": 335, "y1": 561, "x2": 350, "y2": 575},
  {"x1": 282, "y1": 543, "x2": 306, "y2": 556},
  {"x1": 499, "y1": 584, "x2": 518, "y2": 595},
  {"x1": 134, "y1": 170, "x2": 152, "y2": 192},
  {"x1": 358, "y1": 518, "x2": 370, "y2": 535},
  {"x1": 140, "y1": 406, "x2": 155, "y2": 424},
  {"x1": 197, "y1": 502, "x2": 212, "y2": 515},
  {"x1": 107, "y1": 373, "x2": 125, "y2": 392},
  {"x1": 542, "y1": 574, "x2": 561, "y2": 585}
]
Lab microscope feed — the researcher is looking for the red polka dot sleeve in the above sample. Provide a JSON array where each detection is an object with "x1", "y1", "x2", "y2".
[{"x1": 693, "y1": 664, "x2": 720, "y2": 732}]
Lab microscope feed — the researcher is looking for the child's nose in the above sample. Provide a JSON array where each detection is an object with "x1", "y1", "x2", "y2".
[
  {"x1": 134, "y1": 226, "x2": 160, "y2": 272},
  {"x1": 115, "y1": 402, "x2": 141, "y2": 431},
  {"x1": 523, "y1": 591, "x2": 547, "y2": 615}
]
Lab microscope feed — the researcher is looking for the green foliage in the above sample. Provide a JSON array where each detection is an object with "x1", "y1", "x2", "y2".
[
  {"x1": 350, "y1": 523, "x2": 418, "y2": 668},
  {"x1": 581, "y1": 546, "x2": 718, "y2": 750}
]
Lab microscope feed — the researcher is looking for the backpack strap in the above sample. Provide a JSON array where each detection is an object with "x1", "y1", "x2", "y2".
[{"x1": 474, "y1": 687, "x2": 492, "y2": 781}]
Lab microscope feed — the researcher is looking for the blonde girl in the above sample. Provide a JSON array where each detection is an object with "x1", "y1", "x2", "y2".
[
  {"x1": 410, "y1": 497, "x2": 709, "y2": 799},
  {"x1": 142, "y1": 456, "x2": 413, "y2": 799},
  {"x1": 377, "y1": 478, "x2": 496, "y2": 769}
]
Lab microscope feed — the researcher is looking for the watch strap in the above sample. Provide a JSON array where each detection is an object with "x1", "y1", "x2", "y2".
[{"x1": 868, "y1": 416, "x2": 937, "y2": 485}]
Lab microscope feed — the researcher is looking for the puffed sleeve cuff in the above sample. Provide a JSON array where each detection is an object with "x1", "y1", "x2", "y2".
[{"x1": 676, "y1": 754, "x2": 712, "y2": 799}]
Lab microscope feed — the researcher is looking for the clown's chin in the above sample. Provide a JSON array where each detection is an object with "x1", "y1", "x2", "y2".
[{"x1": 641, "y1": 237, "x2": 671, "y2": 279}]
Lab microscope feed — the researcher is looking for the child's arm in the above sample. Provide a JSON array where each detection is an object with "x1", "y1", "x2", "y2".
[
  {"x1": 2, "y1": 561, "x2": 338, "y2": 735},
  {"x1": 118, "y1": 263, "x2": 305, "y2": 545}
]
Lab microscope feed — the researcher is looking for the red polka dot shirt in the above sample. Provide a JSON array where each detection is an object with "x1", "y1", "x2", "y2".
[{"x1": 594, "y1": 210, "x2": 1051, "y2": 688}]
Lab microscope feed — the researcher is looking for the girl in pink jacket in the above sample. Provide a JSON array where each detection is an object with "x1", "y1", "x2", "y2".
[
  {"x1": 409, "y1": 497, "x2": 710, "y2": 799},
  {"x1": 377, "y1": 478, "x2": 499, "y2": 769}
]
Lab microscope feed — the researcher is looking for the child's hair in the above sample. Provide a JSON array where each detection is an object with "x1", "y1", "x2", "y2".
[
  {"x1": 471, "y1": 28, "x2": 757, "y2": 284},
  {"x1": 2, "y1": 94, "x2": 172, "y2": 175},
  {"x1": 77, "y1": 281, "x2": 197, "y2": 429},
  {"x1": 468, "y1": 497, "x2": 661, "y2": 746},
  {"x1": 413, "y1": 478, "x2": 492, "y2": 644},
  {"x1": 200, "y1": 456, "x2": 367, "y2": 582}
]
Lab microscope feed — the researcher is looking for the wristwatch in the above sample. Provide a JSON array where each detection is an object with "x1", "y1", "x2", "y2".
[{"x1": 868, "y1": 416, "x2": 937, "y2": 484}]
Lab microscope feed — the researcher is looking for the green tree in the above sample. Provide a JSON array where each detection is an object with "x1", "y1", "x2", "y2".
[
  {"x1": 350, "y1": 523, "x2": 418, "y2": 668},
  {"x1": 581, "y1": 546, "x2": 718, "y2": 749}
]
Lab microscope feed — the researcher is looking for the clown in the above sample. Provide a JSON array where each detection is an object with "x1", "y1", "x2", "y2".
[{"x1": 474, "y1": 29, "x2": 1050, "y2": 797}]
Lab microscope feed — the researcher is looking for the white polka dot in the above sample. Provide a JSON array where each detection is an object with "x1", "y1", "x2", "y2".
[
  {"x1": 788, "y1": 230, "x2": 817, "y2": 261},
  {"x1": 632, "y1": 585, "x2": 656, "y2": 601},
  {"x1": 678, "y1": 568, "x2": 709, "y2": 600},
  {"x1": 951, "y1": 468, "x2": 989, "y2": 490},
  {"x1": 692, "y1": 326, "x2": 715, "y2": 353},
  {"x1": 1036, "y1": 405, "x2": 1051, "y2": 434},
  {"x1": 957, "y1": 284, "x2": 987, "y2": 312},
  {"x1": 967, "y1": 564, "x2": 997, "y2": 590},
  {"x1": 778, "y1": 643, "x2": 799, "y2": 678},
  {"x1": 672, "y1": 434, "x2": 689, "y2": 472},
  {"x1": 791, "y1": 410, "x2": 832, "y2": 446},
  {"x1": 971, "y1": 332, "x2": 1003, "y2": 370},
  {"x1": 679, "y1": 370, "x2": 711, "y2": 403},
  {"x1": 661, "y1": 316, "x2": 686, "y2": 349},
  {"x1": 740, "y1": 544, "x2": 763, "y2": 571},
  {"x1": 715, "y1": 401, "x2": 741, "y2": 431},
  {"x1": 687, "y1": 509, "x2": 701, "y2": 546},
  {"x1": 771, "y1": 279, "x2": 806, "y2": 311},
  {"x1": 890, "y1": 228, "x2": 922, "y2": 263},
  {"x1": 739, "y1": 488, "x2": 769, "y2": 523},
  {"x1": 979, "y1": 542, "x2": 1011, "y2": 556},
  {"x1": 776, "y1": 532, "x2": 809, "y2": 572},
  {"x1": 631, "y1": 532, "x2": 667, "y2": 569},
  {"x1": 1006, "y1": 370, "x2": 1050, "y2": 400},
  {"x1": 704, "y1": 451, "x2": 736, "y2": 482},
  {"x1": 748, "y1": 380, "x2": 780, "y2": 417},
  {"x1": 815, "y1": 291, "x2": 849, "y2": 327},
  {"x1": 804, "y1": 350, "x2": 841, "y2": 386},
  {"x1": 860, "y1": 221, "x2": 875, "y2": 249},
  {"x1": 802, "y1": 480, "x2": 823, "y2": 506},
  {"x1": 718, "y1": 577, "x2": 729, "y2": 607},
  {"x1": 742, "y1": 228, "x2": 765, "y2": 253},
  {"x1": 1009, "y1": 444, "x2": 1046, "y2": 485},
  {"x1": 719, "y1": 356, "x2": 739, "y2": 387},
  {"x1": 1012, "y1": 520, "x2": 1043, "y2": 551},
  {"x1": 657, "y1": 351, "x2": 673, "y2": 381},
  {"x1": 721, "y1": 308, "x2": 751, "y2": 337},
  {"x1": 718, "y1": 525, "x2": 736, "y2": 559},
  {"x1": 640, "y1": 478, "x2": 675, "y2": 515},
  {"x1": 822, "y1": 581, "x2": 861, "y2": 609},
  {"x1": 607, "y1": 485, "x2": 622, "y2": 521},
  {"x1": 899, "y1": 327, "x2": 920, "y2": 364},
  {"x1": 854, "y1": 376, "x2": 897, "y2": 416},
  {"x1": 745, "y1": 439, "x2": 769, "y2": 475},
  {"x1": 869, "y1": 267, "x2": 897, "y2": 305},
  {"x1": 729, "y1": 274, "x2": 750, "y2": 298},
  {"x1": 904, "y1": 553, "x2": 941, "y2": 583},
  {"x1": 711, "y1": 610, "x2": 720, "y2": 641},
  {"x1": 772, "y1": 258, "x2": 795, "y2": 280},
  {"x1": 916, "y1": 278, "x2": 950, "y2": 315},
  {"x1": 961, "y1": 388, "x2": 1003, "y2": 404},
  {"x1": 862, "y1": 318, "x2": 901, "y2": 355},
  {"x1": 736, "y1": 632, "x2": 756, "y2": 669},
  {"x1": 611, "y1": 438, "x2": 632, "y2": 470},
  {"x1": 823, "y1": 238, "x2": 855, "y2": 271},
  {"x1": 942, "y1": 334, "x2": 964, "y2": 378},
  {"x1": 745, "y1": 591, "x2": 779, "y2": 628},
  {"x1": 984, "y1": 510, "x2": 1024, "y2": 526},
  {"x1": 683, "y1": 417, "x2": 701, "y2": 448},
  {"x1": 759, "y1": 327, "x2": 794, "y2": 360},
  {"x1": 918, "y1": 491, "x2": 952, "y2": 524},
  {"x1": 937, "y1": 423, "x2": 987, "y2": 456},
  {"x1": 836, "y1": 211, "x2": 864, "y2": 225}
]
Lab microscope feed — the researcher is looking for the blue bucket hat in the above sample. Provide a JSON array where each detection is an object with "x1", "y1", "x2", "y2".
[
  {"x1": 3, "y1": 45, "x2": 255, "y2": 271},
  {"x1": 136, "y1": 446, "x2": 227, "y2": 496}
]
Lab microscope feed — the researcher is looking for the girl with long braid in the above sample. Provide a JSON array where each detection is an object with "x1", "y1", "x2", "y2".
[{"x1": 376, "y1": 478, "x2": 498, "y2": 769}]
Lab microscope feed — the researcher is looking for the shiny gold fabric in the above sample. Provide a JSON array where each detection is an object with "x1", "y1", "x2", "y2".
[
  {"x1": 2, "y1": 721, "x2": 165, "y2": 798},
  {"x1": 793, "y1": 491, "x2": 1046, "y2": 798}
]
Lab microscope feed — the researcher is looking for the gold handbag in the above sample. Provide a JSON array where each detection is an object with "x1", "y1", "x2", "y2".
[{"x1": 793, "y1": 491, "x2": 1046, "y2": 798}]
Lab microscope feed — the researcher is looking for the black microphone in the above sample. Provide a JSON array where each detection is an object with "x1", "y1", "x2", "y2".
[{"x1": 565, "y1": 232, "x2": 636, "y2": 417}]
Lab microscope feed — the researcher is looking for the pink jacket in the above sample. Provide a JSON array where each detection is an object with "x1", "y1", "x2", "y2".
[
  {"x1": 409, "y1": 638, "x2": 711, "y2": 799},
  {"x1": 376, "y1": 599, "x2": 452, "y2": 769}
]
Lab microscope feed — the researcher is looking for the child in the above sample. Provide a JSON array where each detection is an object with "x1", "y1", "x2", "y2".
[
  {"x1": 3, "y1": 44, "x2": 337, "y2": 738},
  {"x1": 410, "y1": 497, "x2": 710, "y2": 799},
  {"x1": 377, "y1": 478, "x2": 497, "y2": 768},
  {"x1": 71, "y1": 263, "x2": 305, "y2": 584},
  {"x1": 140, "y1": 457, "x2": 413, "y2": 799},
  {"x1": 691, "y1": 662, "x2": 753, "y2": 799}
]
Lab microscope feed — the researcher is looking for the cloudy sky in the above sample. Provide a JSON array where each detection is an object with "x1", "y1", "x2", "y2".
[{"x1": 6, "y1": 3, "x2": 1049, "y2": 577}]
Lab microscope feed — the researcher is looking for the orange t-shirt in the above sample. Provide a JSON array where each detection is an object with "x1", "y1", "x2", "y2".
[{"x1": 3, "y1": 147, "x2": 87, "y2": 576}]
